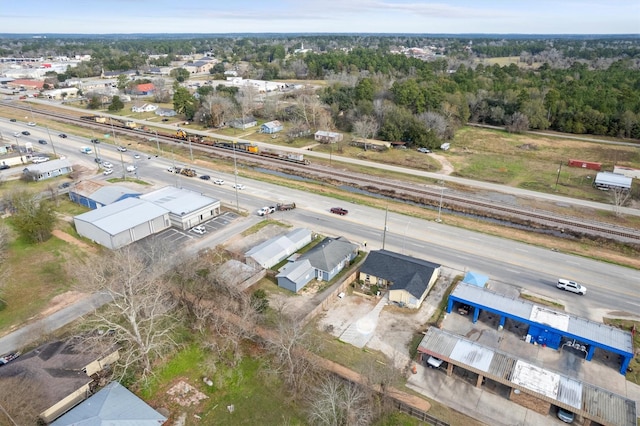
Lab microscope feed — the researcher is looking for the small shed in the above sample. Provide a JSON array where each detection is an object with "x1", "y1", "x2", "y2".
[
  {"x1": 314, "y1": 130, "x2": 343, "y2": 144},
  {"x1": 22, "y1": 159, "x2": 72, "y2": 181},
  {"x1": 593, "y1": 172, "x2": 632, "y2": 191},
  {"x1": 260, "y1": 120, "x2": 283, "y2": 134},
  {"x1": 276, "y1": 259, "x2": 315, "y2": 293},
  {"x1": 230, "y1": 116, "x2": 257, "y2": 130}
]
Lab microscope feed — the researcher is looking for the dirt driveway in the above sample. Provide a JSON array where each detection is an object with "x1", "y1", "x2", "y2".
[{"x1": 315, "y1": 269, "x2": 457, "y2": 370}]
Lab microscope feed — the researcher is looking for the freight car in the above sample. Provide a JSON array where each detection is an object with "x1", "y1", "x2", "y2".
[{"x1": 212, "y1": 141, "x2": 309, "y2": 165}]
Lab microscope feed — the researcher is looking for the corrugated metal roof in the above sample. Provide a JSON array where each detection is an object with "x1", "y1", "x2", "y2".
[
  {"x1": 140, "y1": 186, "x2": 219, "y2": 215},
  {"x1": 450, "y1": 340, "x2": 493, "y2": 372},
  {"x1": 276, "y1": 259, "x2": 313, "y2": 281},
  {"x1": 418, "y1": 328, "x2": 636, "y2": 426},
  {"x1": 595, "y1": 171, "x2": 632, "y2": 188},
  {"x1": 90, "y1": 186, "x2": 140, "y2": 205},
  {"x1": 24, "y1": 158, "x2": 71, "y2": 173},
  {"x1": 74, "y1": 198, "x2": 169, "y2": 235},
  {"x1": 450, "y1": 283, "x2": 532, "y2": 318},
  {"x1": 246, "y1": 228, "x2": 312, "y2": 268},
  {"x1": 451, "y1": 283, "x2": 633, "y2": 355}
]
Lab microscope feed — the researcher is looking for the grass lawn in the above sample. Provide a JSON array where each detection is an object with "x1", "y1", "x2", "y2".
[{"x1": 140, "y1": 344, "x2": 307, "y2": 425}]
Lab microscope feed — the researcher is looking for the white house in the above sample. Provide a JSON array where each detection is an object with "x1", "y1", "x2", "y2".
[{"x1": 131, "y1": 103, "x2": 158, "y2": 113}]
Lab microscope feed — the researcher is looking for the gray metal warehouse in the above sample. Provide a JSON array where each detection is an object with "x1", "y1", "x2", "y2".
[
  {"x1": 139, "y1": 186, "x2": 221, "y2": 230},
  {"x1": 418, "y1": 327, "x2": 637, "y2": 426},
  {"x1": 73, "y1": 197, "x2": 170, "y2": 249}
]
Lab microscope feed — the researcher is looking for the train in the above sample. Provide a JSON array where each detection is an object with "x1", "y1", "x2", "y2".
[{"x1": 79, "y1": 115, "x2": 310, "y2": 165}]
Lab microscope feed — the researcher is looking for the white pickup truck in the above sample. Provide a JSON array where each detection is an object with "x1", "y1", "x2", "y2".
[{"x1": 557, "y1": 279, "x2": 587, "y2": 295}]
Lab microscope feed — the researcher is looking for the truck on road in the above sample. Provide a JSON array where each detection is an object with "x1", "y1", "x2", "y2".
[
  {"x1": 80, "y1": 146, "x2": 92, "y2": 154},
  {"x1": 276, "y1": 202, "x2": 296, "y2": 211}
]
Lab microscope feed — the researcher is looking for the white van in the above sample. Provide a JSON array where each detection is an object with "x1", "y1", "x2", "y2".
[{"x1": 427, "y1": 356, "x2": 444, "y2": 369}]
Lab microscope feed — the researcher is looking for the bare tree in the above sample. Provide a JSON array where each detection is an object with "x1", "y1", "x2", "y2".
[
  {"x1": 0, "y1": 223, "x2": 10, "y2": 306},
  {"x1": 610, "y1": 187, "x2": 632, "y2": 216},
  {"x1": 307, "y1": 375, "x2": 373, "y2": 426},
  {"x1": 152, "y1": 78, "x2": 172, "y2": 103},
  {"x1": 505, "y1": 111, "x2": 530, "y2": 133},
  {"x1": 196, "y1": 93, "x2": 235, "y2": 128},
  {"x1": 418, "y1": 111, "x2": 448, "y2": 140},
  {"x1": 295, "y1": 92, "x2": 333, "y2": 131},
  {"x1": 235, "y1": 86, "x2": 258, "y2": 124},
  {"x1": 74, "y1": 242, "x2": 181, "y2": 379},
  {"x1": 352, "y1": 115, "x2": 380, "y2": 141}
]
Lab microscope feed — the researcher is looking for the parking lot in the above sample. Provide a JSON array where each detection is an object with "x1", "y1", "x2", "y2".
[{"x1": 151, "y1": 211, "x2": 239, "y2": 246}]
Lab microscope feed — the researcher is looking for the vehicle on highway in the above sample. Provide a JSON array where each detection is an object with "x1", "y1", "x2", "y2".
[
  {"x1": 27, "y1": 122, "x2": 36, "y2": 127},
  {"x1": 102, "y1": 161, "x2": 113, "y2": 168},
  {"x1": 90, "y1": 138, "x2": 100, "y2": 144},
  {"x1": 116, "y1": 146, "x2": 127, "y2": 152},
  {"x1": 103, "y1": 169, "x2": 113, "y2": 176},
  {"x1": 13, "y1": 132, "x2": 20, "y2": 137},
  {"x1": 232, "y1": 183, "x2": 246, "y2": 190},
  {"x1": 58, "y1": 133, "x2": 67, "y2": 138},
  {"x1": 133, "y1": 154, "x2": 141, "y2": 159},
  {"x1": 126, "y1": 165, "x2": 136, "y2": 172},
  {"x1": 9, "y1": 118, "x2": 17, "y2": 122},
  {"x1": 330, "y1": 207, "x2": 349, "y2": 216},
  {"x1": 557, "y1": 279, "x2": 587, "y2": 295},
  {"x1": 0, "y1": 165, "x2": 10, "y2": 170},
  {"x1": 557, "y1": 407, "x2": 575, "y2": 423},
  {"x1": 199, "y1": 175, "x2": 211, "y2": 180},
  {"x1": 213, "y1": 179, "x2": 224, "y2": 185},
  {"x1": 257, "y1": 206, "x2": 276, "y2": 216},
  {"x1": 21, "y1": 131, "x2": 30, "y2": 136},
  {"x1": 191, "y1": 225, "x2": 206, "y2": 235},
  {"x1": 38, "y1": 139, "x2": 48, "y2": 145},
  {"x1": 94, "y1": 158, "x2": 103, "y2": 164},
  {"x1": 80, "y1": 146, "x2": 92, "y2": 154}
]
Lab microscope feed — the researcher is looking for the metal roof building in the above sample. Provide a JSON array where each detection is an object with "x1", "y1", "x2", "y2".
[
  {"x1": 447, "y1": 283, "x2": 634, "y2": 374},
  {"x1": 22, "y1": 158, "x2": 72, "y2": 181},
  {"x1": 418, "y1": 328, "x2": 637, "y2": 426},
  {"x1": 74, "y1": 197, "x2": 170, "y2": 249},
  {"x1": 140, "y1": 186, "x2": 221, "y2": 230},
  {"x1": 69, "y1": 181, "x2": 140, "y2": 209},
  {"x1": 245, "y1": 228, "x2": 312, "y2": 270},
  {"x1": 594, "y1": 171, "x2": 632, "y2": 190}
]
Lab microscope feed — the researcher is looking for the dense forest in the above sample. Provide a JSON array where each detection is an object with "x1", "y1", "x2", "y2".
[{"x1": 2, "y1": 35, "x2": 639, "y2": 146}]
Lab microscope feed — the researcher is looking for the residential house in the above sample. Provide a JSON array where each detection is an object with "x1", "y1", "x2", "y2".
[
  {"x1": 131, "y1": 103, "x2": 158, "y2": 113},
  {"x1": 314, "y1": 130, "x2": 343, "y2": 144},
  {"x1": 133, "y1": 83, "x2": 155, "y2": 95},
  {"x1": 155, "y1": 108, "x2": 177, "y2": 117},
  {"x1": 260, "y1": 120, "x2": 283, "y2": 134},
  {"x1": 51, "y1": 382, "x2": 166, "y2": 426},
  {"x1": 359, "y1": 249, "x2": 440, "y2": 309},
  {"x1": 276, "y1": 236, "x2": 358, "y2": 292},
  {"x1": 230, "y1": 116, "x2": 257, "y2": 130},
  {"x1": 0, "y1": 339, "x2": 119, "y2": 425},
  {"x1": 23, "y1": 158, "x2": 73, "y2": 181}
]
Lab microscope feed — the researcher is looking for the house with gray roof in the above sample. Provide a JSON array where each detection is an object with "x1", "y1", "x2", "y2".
[
  {"x1": 51, "y1": 381, "x2": 166, "y2": 426},
  {"x1": 359, "y1": 249, "x2": 441, "y2": 309},
  {"x1": 276, "y1": 236, "x2": 358, "y2": 292},
  {"x1": 22, "y1": 158, "x2": 72, "y2": 181},
  {"x1": 74, "y1": 197, "x2": 170, "y2": 249},
  {"x1": 260, "y1": 120, "x2": 283, "y2": 134},
  {"x1": 230, "y1": 116, "x2": 257, "y2": 130},
  {"x1": 140, "y1": 186, "x2": 221, "y2": 230},
  {"x1": 245, "y1": 228, "x2": 312, "y2": 270}
]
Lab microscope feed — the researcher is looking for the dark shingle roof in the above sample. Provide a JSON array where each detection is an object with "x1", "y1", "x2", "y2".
[{"x1": 360, "y1": 250, "x2": 440, "y2": 298}]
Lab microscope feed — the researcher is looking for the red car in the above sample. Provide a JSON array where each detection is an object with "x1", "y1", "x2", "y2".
[{"x1": 330, "y1": 207, "x2": 348, "y2": 216}]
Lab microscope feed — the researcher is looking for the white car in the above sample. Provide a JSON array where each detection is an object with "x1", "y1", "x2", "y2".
[
  {"x1": 117, "y1": 146, "x2": 127, "y2": 152},
  {"x1": 233, "y1": 183, "x2": 246, "y2": 190},
  {"x1": 191, "y1": 225, "x2": 206, "y2": 235},
  {"x1": 102, "y1": 161, "x2": 113, "y2": 168},
  {"x1": 213, "y1": 179, "x2": 225, "y2": 185},
  {"x1": 257, "y1": 206, "x2": 276, "y2": 216},
  {"x1": 27, "y1": 122, "x2": 36, "y2": 126},
  {"x1": 13, "y1": 132, "x2": 20, "y2": 137},
  {"x1": 133, "y1": 154, "x2": 141, "y2": 159},
  {"x1": 103, "y1": 169, "x2": 113, "y2": 176},
  {"x1": 557, "y1": 279, "x2": 587, "y2": 295}
]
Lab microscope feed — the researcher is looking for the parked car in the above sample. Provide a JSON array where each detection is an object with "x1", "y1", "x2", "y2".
[
  {"x1": 116, "y1": 146, "x2": 127, "y2": 152},
  {"x1": 557, "y1": 279, "x2": 587, "y2": 295},
  {"x1": 21, "y1": 131, "x2": 30, "y2": 136},
  {"x1": 0, "y1": 165, "x2": 10, "y2": 170},
  {"x1": 58, "y1": 182, "x2": 71, "y2": 189},
  {"x1": 199, "y1": 175, "x2": 211, "y2": 180},
  {"x1": 213, "y1": 179, "x2": 225, "y2": 185},
  {"x1": 27, "y1": 122, "x2": 36, "y2": 127},
  {"x1": 233, "y1": 183, "x2": 246, "y2": 190},
  {"x1": 191, "y1": 225, "x2": 206, "y2": 235},
  {"x1": 330, "y1": 207, "x2": 349, "y2": 216},
  {"x1": 38, "y1": 139, "x2": 47, "y2": 145},
  {"x1": 427, "y1": 356, "x2": 444, "y2": 369},
  {"x1": 103, "y1": 169, "x2": 113, "y2": 176},
  {"x1": 58, "y1": 133, "x2": 67, "y2": 138},
  {"x1": 417, "y1": 147, "x2": 431, "y2": 153},
  {"x1": 557, "y1": 407, "x2": 575, "y2": 423}
]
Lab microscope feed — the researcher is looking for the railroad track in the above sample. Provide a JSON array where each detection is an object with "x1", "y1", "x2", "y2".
[{"x1": 5, "y1": 102, "x2": 640, "y2": 244}]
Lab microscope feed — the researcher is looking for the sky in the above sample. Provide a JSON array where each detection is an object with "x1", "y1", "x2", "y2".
[{"x1": 1, "y1": 0, "x2": 638, "y2": 35}]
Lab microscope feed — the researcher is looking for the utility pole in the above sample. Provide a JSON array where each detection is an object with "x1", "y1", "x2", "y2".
[
  {"x1": 233, "y1": 141, "x2": 240, "y2": 213},
  {"x1": 436, "y1": 180, "x2": 445, "y2": 223},
  {"x1": 554, "y1": 161, "x2": 563, "y2": 191},
  {"x1": 45, "y1": 125, "x2": 57, "y2": 157},
  {"x1": 382, "y1": 206, "x2": 388, "y2": 249}
]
